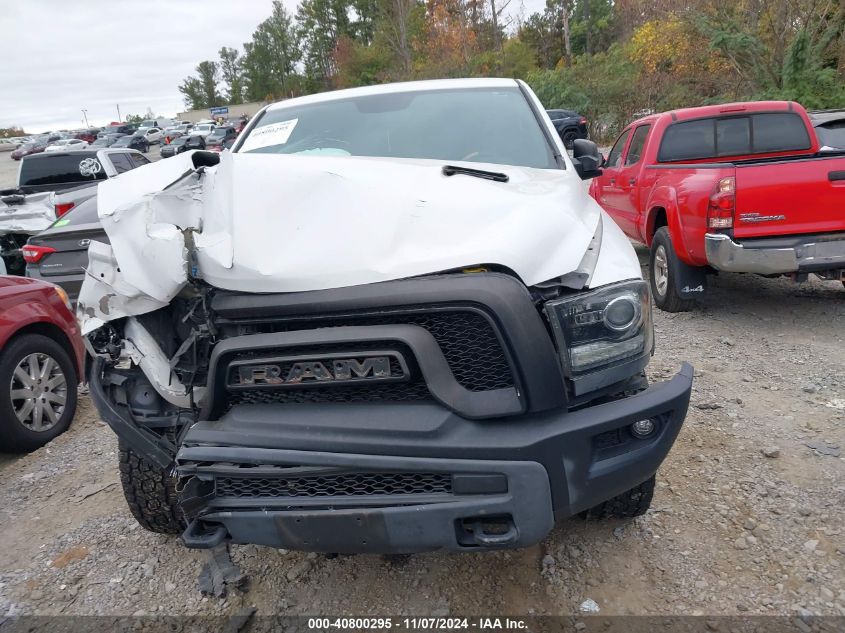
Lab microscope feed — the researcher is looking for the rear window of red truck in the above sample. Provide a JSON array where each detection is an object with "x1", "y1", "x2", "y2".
[{"x1": 658, "y1": 112, "x2": 811, "y2": 162}]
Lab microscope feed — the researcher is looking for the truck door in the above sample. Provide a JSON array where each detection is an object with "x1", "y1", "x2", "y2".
[
  {"x1": 592, "y1": 128, "x2": 631, "y2": 226},
  {"x1": 611, "y1": 124, "x2": 651, "y2": 237}
]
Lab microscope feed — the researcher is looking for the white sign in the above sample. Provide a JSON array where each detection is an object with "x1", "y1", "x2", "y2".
[{"x1": 239, "y1": 119, "x2": 298, "y2": 152}]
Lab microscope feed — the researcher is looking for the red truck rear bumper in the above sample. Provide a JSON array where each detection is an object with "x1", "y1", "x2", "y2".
[{"x1": 705, "y1": 233, "x2": 845, "y2": 275}]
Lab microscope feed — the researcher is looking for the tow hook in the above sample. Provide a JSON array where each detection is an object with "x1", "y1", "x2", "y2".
[
  {"x1": 182, "y1": 518, "x2": 228, "y2": 549},
  {"x1": 459, "y1": 516, "x2": 519, "y2": 547}
]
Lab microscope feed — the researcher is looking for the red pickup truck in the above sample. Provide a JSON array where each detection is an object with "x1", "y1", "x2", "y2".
[{"x1": 589, "y1": 101, "x2": 845, "y2": 311}]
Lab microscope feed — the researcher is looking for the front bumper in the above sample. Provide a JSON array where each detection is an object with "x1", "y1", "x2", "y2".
[
  {"x1": 170, "y1": 364, "x2": 693, "y2": 554},
  {"x1": 705, "y1": 232, "x2": 845, "y2": 275}
]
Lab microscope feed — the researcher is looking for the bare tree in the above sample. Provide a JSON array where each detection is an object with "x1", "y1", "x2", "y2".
[{"x1": 382, "y1": 0, "x2": 415, "y2": 76}]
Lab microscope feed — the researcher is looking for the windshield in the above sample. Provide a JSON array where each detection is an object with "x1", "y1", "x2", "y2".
[
  {"x1": 237, "y1": 87, "x2": 557, "y2": 169},
  {"x1": 113, "y1": 137, "x2": 132, "y2": 146},
  {"x1": 208, "y1": 128, "x2": 231, "y2": 139},
  {"x1": 171, "y1": 137, "x2": 188, "y2": 146}
]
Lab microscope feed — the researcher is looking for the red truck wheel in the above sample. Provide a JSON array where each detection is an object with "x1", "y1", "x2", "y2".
[{"x1": 649, "y1": 227, "x2": 695, "y2": 312}]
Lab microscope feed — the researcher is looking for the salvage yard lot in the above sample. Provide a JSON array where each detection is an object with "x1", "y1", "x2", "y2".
[{"x1": 0, "y1": 235, "x2": 843, "y2": 615}]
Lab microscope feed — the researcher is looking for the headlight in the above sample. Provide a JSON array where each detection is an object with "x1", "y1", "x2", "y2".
[
  {"x1": 54, "y1": 286, "x2": 73, "y2": 312},
  {"x1": 544, "y1": 280, "x2": 653, "y2": 394}
]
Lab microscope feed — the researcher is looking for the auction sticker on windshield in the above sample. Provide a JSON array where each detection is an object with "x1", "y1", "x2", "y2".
[{"x1": 240, "y1": 119, "x2": 298, "y2": 152}]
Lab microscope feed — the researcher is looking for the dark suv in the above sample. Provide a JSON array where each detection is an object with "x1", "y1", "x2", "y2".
[
  {"x1": 546, "y1": 109, "x2": 589, "y2": 149},
  {"x1": 205, "y1": 126, "x2": 238, "y2": 151}
]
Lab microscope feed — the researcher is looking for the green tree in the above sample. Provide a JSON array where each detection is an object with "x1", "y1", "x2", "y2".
[
  {"x1": 501, "y1": 37, "x2": 538, "y2": 78},
  {"x1": 197, "y1": 61, "x2": 223, "y2": 106},
  {"x1": 179, "y1": 61, "x2": 223, "y2": 109},
  {"x1": 178, "y1": 77, "x2": 207, "y2": 110},
  {"x1": 297, "y1": 0, "x2": 353, "y2": 89},
  {"x1": 242, "y1": 0, "x2": 303, "y2": 100},
  {"x1": 374, "y1": 0, "x2": 425, "y2": 78},
  {"x1": 219, "y1": 46, "x2": 244, "y2": 104},
  {"x1": 698, "y1": 0, "x2": 845, "y2": 106}
]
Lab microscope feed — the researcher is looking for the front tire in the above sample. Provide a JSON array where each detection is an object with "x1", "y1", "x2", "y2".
[
  {"x1": 118, "y1": 443, "x2": 185, "y2": 534},
  {"x1": 649, "y1": 227, "x2": 695, "y2": 312},
  {"x1": 0, "y1": 334, "x2": 78, "y2": 453},
  {"x1": 586, "y1": 475, "x2": 655, "y2": 519}
]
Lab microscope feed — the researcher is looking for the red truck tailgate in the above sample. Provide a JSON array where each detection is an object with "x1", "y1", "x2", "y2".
[{"x1": 734, "y1": 155, "x2": 845, "y2": 238}]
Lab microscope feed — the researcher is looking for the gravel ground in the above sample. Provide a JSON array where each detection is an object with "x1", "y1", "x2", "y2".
[{"x1": 0, "y1": 256, "x2": 842, "y2": 618}]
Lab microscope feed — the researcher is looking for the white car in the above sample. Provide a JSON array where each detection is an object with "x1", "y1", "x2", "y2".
[
  {"x1": 136, "y1": 127, "x2": 163, "y2": 144},
  {"x1": 45, "y1": 139, "x2": 89, "y2": 152},
  {"x1": 192, "y1": 123, "x2": 215, "y2": 138}
]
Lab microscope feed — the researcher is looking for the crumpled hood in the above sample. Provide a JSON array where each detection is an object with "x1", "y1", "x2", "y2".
[
  {"x1": 77, "y1": 151, "x2": 626, "y2": 333},
  {"x1": 198, "y1": 152, "x2": 601, "y2": 292}
]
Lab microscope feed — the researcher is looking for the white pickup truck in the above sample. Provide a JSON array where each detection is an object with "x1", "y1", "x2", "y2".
[
  {"x1": 0, "y1": 148, "x2": 149, "y2": 274},
  {"x1": 80, "y1": 78, "x2": 694, "y2": 556}
]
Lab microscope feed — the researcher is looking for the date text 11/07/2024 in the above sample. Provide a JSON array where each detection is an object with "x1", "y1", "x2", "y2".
[{"x1": 306, "y1": 617, "x2": 529, "y2": 630}]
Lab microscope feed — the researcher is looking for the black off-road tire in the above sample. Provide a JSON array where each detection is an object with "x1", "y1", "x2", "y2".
[
  {"x1": 649, "y1": 227, "x2": 695, "y2": 313},
  {"x1": 562, "y1": 129, "x2": 578, "y2": 149},
  {"x1": 118, "y1": 442, "x2": 185, "y2": 534},
  {"x1": 0, "y1": 334, "x2": 78, "y2": 453},
  {"x1": 586, "y1": 475, "x2": 655, "y2": 519}
]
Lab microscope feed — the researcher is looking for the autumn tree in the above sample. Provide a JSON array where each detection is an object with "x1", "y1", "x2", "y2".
[
  {"x1": 297, "y1": 0, "x2": 354, "y2": 89},
  {"x1": 377, "y1": 0, "x2": 423, "y2": 76},
  {"x1": 177, "y1": 0, "x2": 845, "y2": 135}
]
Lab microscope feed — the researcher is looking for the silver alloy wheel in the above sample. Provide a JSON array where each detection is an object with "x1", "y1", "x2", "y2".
[
  {"x1": 653, "y1": 245, "x2": 669, "y2": 297},
  {"x1": 10, "y1": 353, "x2": 67, "y2": 432}
]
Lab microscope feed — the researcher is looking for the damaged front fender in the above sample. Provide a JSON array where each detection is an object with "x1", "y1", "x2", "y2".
[{"x1": 77, "y1": 151, "x2": 228, "y2": 335}]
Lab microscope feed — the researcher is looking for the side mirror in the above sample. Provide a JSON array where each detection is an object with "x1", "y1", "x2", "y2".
[{"x1": 572, "y1": 139, "x2": 603, "y2": 181}]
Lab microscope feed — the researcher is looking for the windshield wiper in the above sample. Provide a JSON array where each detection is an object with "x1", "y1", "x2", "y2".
[{"x1": 442, "y1": 165, "x2": 509, "y2": 183}]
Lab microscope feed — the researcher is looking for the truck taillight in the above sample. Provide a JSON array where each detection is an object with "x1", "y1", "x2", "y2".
[
  {"x1": 707, "y1": 177, "x2": 735, "y2": 229},
  {"x1": 55, "y1": 202, "x2": 75, "y2": 217},
  {"x1": 22, "y1": 245, "x2": 56, "y2": 264},
  {"x1": 579, "y1": 117, "x2": 588, "y2": 124}
]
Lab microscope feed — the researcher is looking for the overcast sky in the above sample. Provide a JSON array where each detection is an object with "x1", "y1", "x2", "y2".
[{"x1": 0, "y1": 0, "x2": 545, "y2": 133}]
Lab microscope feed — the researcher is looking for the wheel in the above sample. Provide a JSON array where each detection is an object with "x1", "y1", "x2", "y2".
[
  {"x1": 118, "y1": 442, "x2": 185, "y2": 534},
  {"x1": 649, "y1": 227, "x2": 695, "y2": 312},
  {"x1": 586, "y1": 475, "x2": 655, "y2": 519},
  {"x1": 562, "y1": 129, "x2": 578, "y2": 150},
  {"x1": 0, "y1": 334, "x2": 78, "y2": 452}
]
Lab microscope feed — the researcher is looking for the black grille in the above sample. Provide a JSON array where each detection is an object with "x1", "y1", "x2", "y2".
[
  {"x1": 230, "y1": 380, "x2": 430, "y2": 405},
  {"x1": 216, "y1": 472, "x2": 453, "y2": 498},
  {"x1": 227, "y1": 310, "x2": 513, "y2": 392}
]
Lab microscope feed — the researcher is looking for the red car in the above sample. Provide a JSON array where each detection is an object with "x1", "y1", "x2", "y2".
[
  {"x1": 10, "y1": 141, "x2": 47, "y2": 161},
  {"x1": 590, "y1": 100, "x2": 845, "y2": 311},
  {"x1": 0, "y1": 276, "x2": 84, "y2": 452},
  {"x1": 75, "y1": 128, "x2": 101, "y2": 144}
]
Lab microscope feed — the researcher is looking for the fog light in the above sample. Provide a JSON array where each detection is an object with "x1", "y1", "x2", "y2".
[{"x1": 631, "y1": 419, "x2": 656, "y2": 438}]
